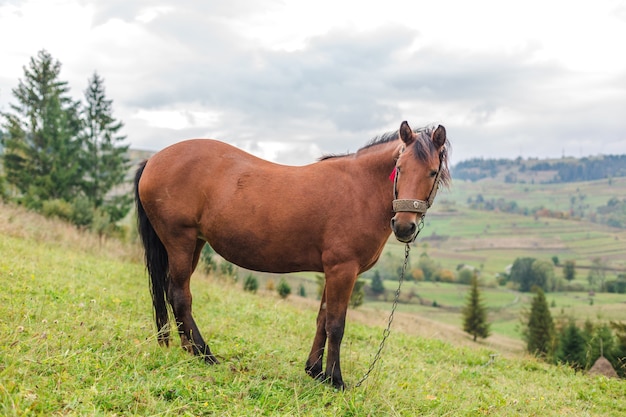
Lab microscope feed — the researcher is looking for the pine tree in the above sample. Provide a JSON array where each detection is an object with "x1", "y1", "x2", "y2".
[
  {"x1": 1, "y1": 50, "x2": 82, "y2": 205},
  {"x1": 277, "y1": 278, "x2": 291, "y2": 299},
  {"x1": 243, "y1": 274, "x2": 259, "y2": 293},
  {"x1": 525, "y1": 288, "x2": 555, "y2": 357},
  {"x1": 556, "y1": 321, "x2": 586, "y2": 370},
  {"x1": 370, "y1": 270, "x2": 385, "y2": 295},
  {"x1": 609, "y1": 321, "x2": 626, "y2": 377},
  {"x1": 80, "y1": 72, "x2": 130, "y2": 223},
  {"x1": 462, "y1": 274, "x2": 490, "y2": 341},
  {"x1": 588, "y1": 323, "x2": 617, "y2": 368}
]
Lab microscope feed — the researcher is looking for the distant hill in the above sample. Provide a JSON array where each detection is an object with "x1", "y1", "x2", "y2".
[{"x1": 452, "y1": 154, "x2": 626, "y2": 184}]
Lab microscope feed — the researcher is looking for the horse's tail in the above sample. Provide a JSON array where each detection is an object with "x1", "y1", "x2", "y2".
[{"x1": 134, "y1": 160, "x2": 170, "y2": 345}]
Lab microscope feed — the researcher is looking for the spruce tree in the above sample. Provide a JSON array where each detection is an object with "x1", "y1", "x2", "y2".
[
  {"x1": 277, "y1": 278, "x2": 291, "y2": 299},
  {"x1": 80, "y1": 72, "x2": 130, "y2": 223},
  {"x1": 370, "y1": 270, "x2": 385, "y2": 296},
  {"x1": 525, "y1": 288, "x2": 555, "y2": 357},
  {"x1": 589, "y1": 324, "x2": 617, "y2": 368},
  {"x1": 556, "y1": 321, "x2": 586, "y2": 370},
  {"x1": 462, "y1": 274, "x2": 490, "y2": 341},
  {"x1": 609, "y1": 321, "x2": 626, "y2": 377},
  {"x1": 1, "y1": 50, "x2": 82, "y2": 205}
]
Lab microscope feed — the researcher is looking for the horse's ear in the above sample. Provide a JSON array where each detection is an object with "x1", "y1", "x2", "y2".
[
  {"x1": 432, "y1": 125, "x2": 447, "y2": 149},
  {"x1": 399, "y1": 121, "x2": 414, "y2": 145}
]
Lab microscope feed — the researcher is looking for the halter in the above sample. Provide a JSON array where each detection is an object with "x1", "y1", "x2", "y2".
[{"x1": 391, "y1": 147, "x2": 443, "y2": 214}]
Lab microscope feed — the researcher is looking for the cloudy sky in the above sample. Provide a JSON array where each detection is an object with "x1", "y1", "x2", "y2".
[{"x1": 1, "y1": 0, "x2": 625, "y2": 165}]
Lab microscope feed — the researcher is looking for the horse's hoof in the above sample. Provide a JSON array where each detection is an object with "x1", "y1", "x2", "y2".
[
  {"x1": 305, "y1": 363, "x2": 324, "y2": 380},
  {"x1": 329, "y1": 378, "x2": 345, "y2": 391},
  {"x1": 203, "y1": 354, "x2": 219, "y2": 365}
]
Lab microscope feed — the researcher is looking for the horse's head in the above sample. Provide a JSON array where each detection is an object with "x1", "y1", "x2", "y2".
[{"x1": 390, "y1": 121, "x2": 450, "y2": 243}]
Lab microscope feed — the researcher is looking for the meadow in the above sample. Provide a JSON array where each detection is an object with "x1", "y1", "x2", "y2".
[{"x1": 1, "y1": 203, "x2": 625, "y2": 416}]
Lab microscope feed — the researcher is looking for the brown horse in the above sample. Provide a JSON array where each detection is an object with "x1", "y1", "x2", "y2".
[{"x1": 134, "y1": 121, "x2": 450, "y2": 389}]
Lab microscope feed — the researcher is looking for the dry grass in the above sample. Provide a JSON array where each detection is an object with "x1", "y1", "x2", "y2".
[{"x1": 0, "y1": 202, "x2": 142, "y2": 262}]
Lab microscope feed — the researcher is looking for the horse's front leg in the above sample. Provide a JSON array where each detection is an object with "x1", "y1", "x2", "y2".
[
  {"x1": 321, "y1": 264, "x2": 358, "y2": 390},
  {"x1": 306, "y1": 287, "x2": 327, "y2": 380}
]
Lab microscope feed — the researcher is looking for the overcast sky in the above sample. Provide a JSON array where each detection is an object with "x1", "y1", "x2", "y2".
[{"x1": 1, "y1": 0, "x2": 625, "y2": 165}]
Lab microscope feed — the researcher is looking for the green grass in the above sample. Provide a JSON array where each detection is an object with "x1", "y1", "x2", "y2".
[{"x1": 1, "y1": 209, "x2": 625, "y2": 415}]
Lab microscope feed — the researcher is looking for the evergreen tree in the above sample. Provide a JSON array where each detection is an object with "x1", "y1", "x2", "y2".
[
  {"x1": 277, "y1": 278, "x2": 291, "y2": 299},
  {"x1": 370, "y1": 270, "x2": 385, "y2": 295},
  {"x1": 556, "y1": 321, "x2": 586, "y2": 370},
  {"x1": 80, "y1": 72, "x2": 130, "y2": 223},
  {"x1": 462, "y1": 274, "x2": 490, "y2": 341},
  {"x1": 609, "y1": 321, "x2": 626, "y2": 377},
  {"x1": 588, "y1": 323, "x2": 617, "y2": 367},
  {"x1": 525, "y1": 288, "x2": 555, "y2": 358},
  {"x1": 1, "y1": 50, "x2": 82, "y2": 205},
  {"x1": 243, "y1": 274, "x2": 259, "y2": 293}
]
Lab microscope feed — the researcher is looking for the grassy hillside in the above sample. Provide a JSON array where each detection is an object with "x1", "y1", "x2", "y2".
[
  {"x1": 347, "y1": 175, "x2": 626, "y2": 345},
  {"x1": 420, "y1": 176, "x2": 626, "y2": 272},
  {"x1": 1, "y1": 204, "x2": 625, "y2": 416}
]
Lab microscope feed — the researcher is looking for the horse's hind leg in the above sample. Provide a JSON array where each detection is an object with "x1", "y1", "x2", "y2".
[{"x1": 166, "y1": 232, "x2": 218, "y2": 364}]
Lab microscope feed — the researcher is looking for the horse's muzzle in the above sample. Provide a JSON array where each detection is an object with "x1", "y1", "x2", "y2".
[{"x1": 390, "y1": 217, "x2": 418, "y2": 243}]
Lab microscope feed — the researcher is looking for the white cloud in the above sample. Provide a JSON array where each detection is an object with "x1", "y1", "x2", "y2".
[
  {"x1": 134, "y1": 107, "x2": 221, "y2": 130},
  {"x1": 0, "y1": 0, "x2": 624, "y2": 166}
]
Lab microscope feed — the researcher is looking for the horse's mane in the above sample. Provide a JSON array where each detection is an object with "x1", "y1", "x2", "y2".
[{"x1": 319, "y1": 125, "x2": 451, "y2": 187}]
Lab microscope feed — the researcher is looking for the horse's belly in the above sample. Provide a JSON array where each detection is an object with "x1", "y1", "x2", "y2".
[{"x1": 207, "y1": 232, "x2": 324, "y2": 274}]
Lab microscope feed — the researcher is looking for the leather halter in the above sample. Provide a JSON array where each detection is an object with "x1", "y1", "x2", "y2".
[{"x1": 391, "y1": 149, "x2": 443, "y2": 214}]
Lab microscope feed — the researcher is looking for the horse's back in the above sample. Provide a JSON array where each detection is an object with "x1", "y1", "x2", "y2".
[{"x1": 138, "y1": 139, "x2": 337, "y2": 272}]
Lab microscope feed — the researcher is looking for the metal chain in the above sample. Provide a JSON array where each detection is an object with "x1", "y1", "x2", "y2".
[{"x1": 355, "y1": 241, "x2": 412, "y2": 388}]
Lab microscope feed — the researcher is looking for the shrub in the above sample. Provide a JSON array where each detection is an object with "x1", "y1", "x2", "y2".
[
  {"x1": 243, "y1": 274, "x2": 259, "y2": 293},
  {"x1": 220, "y1": 261, "x2": 236, "y2": 277},
  {"x1": 437, "y1": 269, "x2": 456, "y2": 283},
  {"x1": 606, "y1": 280, "x2": 626, "y2": 294},
  {"x1": 277, "y1": 278, "x2": 291, "y2": 299},
  {"x1": 70, "y1": 196, "x2": 94, "y2": 227},
  {"x1": 41, "y1": 199, "x2": 74, "y2": 222},
  {"x1": 457, "y1": 268, "x2": 474, "y2": 285}
]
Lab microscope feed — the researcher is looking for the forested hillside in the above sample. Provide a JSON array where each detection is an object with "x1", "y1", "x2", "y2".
[{"x1": 453, "y1": 154, "x2": 626, "y2": 183}]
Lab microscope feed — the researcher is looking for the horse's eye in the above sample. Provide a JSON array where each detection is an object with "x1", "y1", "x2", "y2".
[{"x1": 430, "y1": 170, "x2": 438, "y2": 178}]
